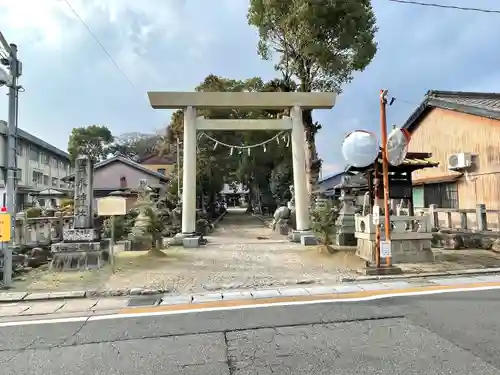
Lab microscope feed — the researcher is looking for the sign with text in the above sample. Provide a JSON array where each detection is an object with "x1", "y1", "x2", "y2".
[
  {"x1": 380, "y1": 240, "x2": 392, "y2": 258},
  {"x1": 97, "y1": 196, "x2": 127, "y2": 216},
  {"x1": 0, "y1": 213, "x2": 11, "y2": 242}
]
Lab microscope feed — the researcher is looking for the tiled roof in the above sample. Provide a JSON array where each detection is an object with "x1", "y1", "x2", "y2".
[{"x1": 403, "y1": 90, "x2": 500, "y2": 132}]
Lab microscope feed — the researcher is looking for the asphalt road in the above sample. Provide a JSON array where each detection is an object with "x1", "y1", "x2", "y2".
[{"x1": 1, "y1": 290, "x2": 500, "y2": 374}]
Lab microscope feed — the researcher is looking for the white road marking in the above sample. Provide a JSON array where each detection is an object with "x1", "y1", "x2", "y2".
[{"x1": 0, "y1": 284, "x2": 499, "y2": 328}]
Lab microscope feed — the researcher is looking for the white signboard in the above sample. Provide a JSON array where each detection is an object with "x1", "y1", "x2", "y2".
[
  {"x1": 372, "y1": 205, "x2": 380, "y2": 225},
  {"x1": 97, "y1": 196, "x2": 127, "y2": 216},
  {"x1": 380, "y1": 240, "x2": 392, "y2": 258}
]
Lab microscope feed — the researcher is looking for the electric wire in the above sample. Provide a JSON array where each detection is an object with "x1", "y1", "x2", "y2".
[{"x1": 388, "y1": 0, "x2": 500, "y2": 14}]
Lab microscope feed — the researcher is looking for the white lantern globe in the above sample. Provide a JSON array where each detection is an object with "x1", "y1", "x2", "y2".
[
  {"x1": 341, "y1": 130, "x2": 379, "y2": 168},
  {"x1": 386, "y1": 128, "x2": 411, "y2": 166}
]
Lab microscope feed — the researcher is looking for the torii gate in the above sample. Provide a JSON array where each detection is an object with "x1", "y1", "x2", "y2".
[{"x1": 147, "y1": 91, "x2": 336, "y2": 242}]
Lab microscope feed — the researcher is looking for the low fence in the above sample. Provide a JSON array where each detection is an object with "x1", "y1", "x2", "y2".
[
  {"x1": 416, "y1": 204, "x2": 499, "y2": 232},
  {"x1": 14, "y1": 212, "x2": 75, "y2": 249}
]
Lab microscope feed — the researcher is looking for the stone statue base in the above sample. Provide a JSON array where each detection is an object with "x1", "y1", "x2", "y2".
[
  {"x1": 334, "y1": 212, "x2": 357, "y2": 246},
  {"x1": 50, "y1": 240, "x2": 107, "y2": 271}
]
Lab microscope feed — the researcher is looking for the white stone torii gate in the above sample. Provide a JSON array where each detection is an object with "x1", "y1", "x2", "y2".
[{"x1": 147, "y1": 91, "x2": 336, "y2": 240}]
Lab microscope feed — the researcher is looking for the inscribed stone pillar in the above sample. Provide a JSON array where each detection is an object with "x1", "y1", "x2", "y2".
[{"x1": 73, "y1": 155, "x2": 94, "y2": 229}]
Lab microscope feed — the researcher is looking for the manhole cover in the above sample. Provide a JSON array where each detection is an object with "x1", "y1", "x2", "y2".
[{"x1": 127, "y1": 297, "x2": 161, "y2": 307}]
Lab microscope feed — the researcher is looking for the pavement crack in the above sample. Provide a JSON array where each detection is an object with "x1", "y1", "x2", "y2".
[
  {"x1": 0, "y1": 314, "x2": 405, "y2": 355},
  {"x1": 0, "y1": 312, "x2": 94, "y2": 363},
  {"x1": 223, "y1": 331, "x2": 236, "y2": 375}
]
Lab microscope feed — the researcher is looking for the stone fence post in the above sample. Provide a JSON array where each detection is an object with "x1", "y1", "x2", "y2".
[
  {"x1": 476, "y1": 203, "x2": 487, "y2": 232},
  {"x1": 428, "y1": 204, "x2": 439, "y2": 230}
]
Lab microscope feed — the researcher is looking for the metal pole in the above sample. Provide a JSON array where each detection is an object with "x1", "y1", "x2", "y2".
[
  {"x1": 380, "y1": 89, "x2": 392, "y2": 267},
  {"x1": 2, "y1": 39, "x2": 19, "y2": 287}
]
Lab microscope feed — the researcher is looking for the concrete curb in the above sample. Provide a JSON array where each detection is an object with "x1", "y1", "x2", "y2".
[
  {"x1": 154, "y1": 273, "x2": 500, "y2": 307},
  {"x1": 3, "y1": 268, "x2": 500, "y2": 304},
  {"x1": 341, "y1": 267, "x2": 500, "y2": 283}
]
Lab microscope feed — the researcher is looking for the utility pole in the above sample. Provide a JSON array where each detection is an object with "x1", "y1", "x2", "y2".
[
  {"x1": 0, "y1": 32, "x2": 21, "y2": 287},
  {"x1": 380, "y1": 89, "x2": 392, "y2": 268}
]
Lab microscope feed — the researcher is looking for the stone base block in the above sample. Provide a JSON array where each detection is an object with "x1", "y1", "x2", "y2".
[
  {"x1": 335, "y1": 232, "x2": 357, "y2": 246},
  {"x1": 183, "y1": 236, "x2": 201, "y2": 248},
  {"x1": 290, "y1": 230, "x2": 314, "y2": 243},
  {"x1": 50, "y1": 241, "x2": 106, "y2": 271},
  {"x1": 358, "y1": 265, "x2": 403, "y2": 276},
  {"x1": 63, "y1": 228, "x2": 101, "y2": 242},
  {"x1": 300, "y1": 235, "x2": 317, "y2": 246},
  {"x1": 51, "y1": 241, "x2": 104, "y2": 253},
  {"x1": 170, "y1": 233, "x2": 195, "y2": 246}
]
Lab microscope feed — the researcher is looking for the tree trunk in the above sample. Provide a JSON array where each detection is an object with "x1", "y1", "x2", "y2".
[{"x1": 302, "y1": 109, "x2": 321, "y2": 198}]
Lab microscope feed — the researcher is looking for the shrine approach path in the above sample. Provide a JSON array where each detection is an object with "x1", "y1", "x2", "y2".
[
  {"x1": 15, "y1": 208, "x2": 359, "y2": 294},
  {"x1": 103, "y1": 207, "x2": 358, "y2": 293}
]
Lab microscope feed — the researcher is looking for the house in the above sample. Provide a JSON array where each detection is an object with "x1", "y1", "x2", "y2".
[
  {"x1": 403, "y1": 90, "x2": 500, "y2": 209},
  {"x1": 0, "y1": 120, "x2": 72, "y2": 211},
  {"x1": 315, "y1": 172, "x2": 352, "y2": 197},
  {"x1": 139, "y1": 154, "x2": 176, "y2": 177},
  {"x1": 62, "y1": 155, "x2": 169, "y2": 199}
]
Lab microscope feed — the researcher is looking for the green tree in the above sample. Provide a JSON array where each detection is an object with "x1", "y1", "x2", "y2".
[
  {"x1": 162, "y1": 74, "x2": 296, "y2": 213},
  {"x1": 248, "y1": 0, "x2": 378, "y2": 191},
  {"x1": 67, "y1": 125, "x2": 114, "y2": 164}
]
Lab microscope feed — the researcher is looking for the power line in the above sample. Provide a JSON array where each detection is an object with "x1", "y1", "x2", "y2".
[
  {"x1": 62, "y1": 0, "x2": 152, "y2": 107},
  {"x1": 388, "y1": 0, "x2": 500, "y2": 14}
]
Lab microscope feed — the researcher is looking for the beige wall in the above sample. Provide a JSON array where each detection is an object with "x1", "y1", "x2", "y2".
[
  {"x1": 141, "y1": 164, "x2": 175, "y2": 177},
  {"x1": 409, "y1": 108, "x2": 500, "y2": 209}
]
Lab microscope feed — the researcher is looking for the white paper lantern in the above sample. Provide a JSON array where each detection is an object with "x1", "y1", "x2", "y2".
[
  {"x1": 386, "y1": 128, "x2": 411, "y2": 166},
  {"x1": 341, "y1": 130, "x2": 379, "y2": 168}
]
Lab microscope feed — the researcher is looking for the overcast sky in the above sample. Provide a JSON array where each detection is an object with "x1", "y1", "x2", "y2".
[{"x1": 0, "y1": 0, "x2": 499, "y2": 177}]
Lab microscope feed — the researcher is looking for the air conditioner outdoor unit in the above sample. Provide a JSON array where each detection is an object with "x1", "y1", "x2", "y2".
[{"x1": 448, "y1": 152, "x2": 472, "y2": 170}]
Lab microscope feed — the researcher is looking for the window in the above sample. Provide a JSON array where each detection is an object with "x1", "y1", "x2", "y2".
[
  {"x1": 41, "y1": 153, "x2": 49, "y2": 165},
  {"x1": 43, "y1": 175, "x2": 49, "y2": 186},
  {"x1": 51, "y1": 157, "x2": 58, "y2": 167},
  {"x1": 59, "y1": 161, "x2": 65, "y2": 170},
  {"x1": 52, "y1": 177, "x2": 58, "y2": 187},
  {"x1": 424, "y1": 182, "x2": 459, "y2": 209},
  {"x1": 30, "y1": 148, "x2": 39, "y2": 162},
  {"x1": 120, "y1": 176, "x2": 127, "y2": 188},
  {"x1": 32, "y1": 171, "x2": 43, "y2": 185},
  {"x1": 157, "y1": 168, "x2": 166, "y2": 175}
]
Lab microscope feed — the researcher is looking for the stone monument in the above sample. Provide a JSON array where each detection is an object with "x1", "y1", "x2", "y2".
[
  {"x1": 51, "y1": 155, "x2": 106, "y2": 270},
  {"x1": 333, "y1": 176, "x2": 357, "y2": 246}
]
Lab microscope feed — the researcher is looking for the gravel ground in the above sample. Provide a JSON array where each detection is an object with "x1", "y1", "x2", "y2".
[{"x1": 13, "y1": 209, "x2": 359, "y2": 294}]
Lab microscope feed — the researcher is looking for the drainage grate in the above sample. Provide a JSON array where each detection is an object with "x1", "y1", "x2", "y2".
[{"x1": 127, "y1": 297, "x2": 162, "y2": 307}]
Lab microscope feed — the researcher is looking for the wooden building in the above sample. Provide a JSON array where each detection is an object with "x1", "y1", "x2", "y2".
[{"x1": 403, "y1": 90, "x2": 500, "y2": 209}]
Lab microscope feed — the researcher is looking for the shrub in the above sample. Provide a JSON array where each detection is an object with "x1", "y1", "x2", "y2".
[
  {"x1": 26, "y1": 207, "x2": 42, "y2": 218},
  {"x1": 310, "y1": 199, "x2": 339, "y2": 246}
]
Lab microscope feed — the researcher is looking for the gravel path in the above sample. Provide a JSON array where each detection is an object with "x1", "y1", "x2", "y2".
[
  {"x1": 101, "y1": 208, "x2": 356, "y2": 293},
  {"x1": 15, "y1": 209, "x2": 357, "y2": 294}
]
